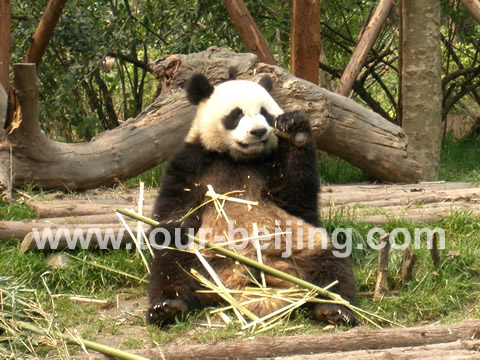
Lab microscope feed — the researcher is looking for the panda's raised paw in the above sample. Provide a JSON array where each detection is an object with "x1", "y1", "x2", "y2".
[
  {"x1": 312, "y1": 303, "x2": 356, "y2": 327},
  {"x1": 146, "y1": 298, "x2": 189, "y2": 326},
  {"x1": 274, "y1": 111, "x2": 312, "y2": 146}
]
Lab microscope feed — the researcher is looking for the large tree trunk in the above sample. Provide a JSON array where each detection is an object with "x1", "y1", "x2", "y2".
[
  {"x1": 336, "y1": 0, "x2": 395, "y2": 96},
  {"x1": 290, "y1": 0, "x2": 321, "y2": 84},
  {"x1": 0, "y1": 48, "x2": 422, "y2": 194},
  {"x1": 0, "y1": 0, "x2": 10, "y2": 90},
  {"x1": 400, "y1": 0, "x2": 442, "y2": 180}
]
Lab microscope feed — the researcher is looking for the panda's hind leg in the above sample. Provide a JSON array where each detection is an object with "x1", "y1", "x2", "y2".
[
  {"x1": 147, "y1": 249, "x2": 216, "y2": 326},
  {"x1": 312, "y1": 302, "x2": 356, "y2": 326},
  {"x1": 305, "y1": 249, "x2": 357, "y2": 326}
]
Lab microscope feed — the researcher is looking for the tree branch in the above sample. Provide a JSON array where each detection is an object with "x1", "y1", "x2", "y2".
[
  {"x1": 24, "y1": 0, "x2": 67, "y2": 65},
  {"x1": 107, "y1": 51, "x2": 152, "y2": 73},
  {"x1": 336, "y1": 0, "x2": 395, "y2": 96},
  {"x1": 459, "y1": 0, "x2": 480, "y2": 23},
  {"x1": 222, "y1": 0, "x2": 276, "y2": 65}
]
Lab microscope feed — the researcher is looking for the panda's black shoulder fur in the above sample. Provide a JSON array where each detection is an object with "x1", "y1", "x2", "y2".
[{"x1": 185, "y1": 74, "x2": 214, "y2": 105}]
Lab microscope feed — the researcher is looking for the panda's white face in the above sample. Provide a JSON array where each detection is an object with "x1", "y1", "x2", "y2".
[{"x1": 185, "y1": 78, "x2": 284, "y2": 159}]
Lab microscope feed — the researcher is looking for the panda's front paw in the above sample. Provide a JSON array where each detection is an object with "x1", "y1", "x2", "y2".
[
  {"x1": 274, "y1": 111, "x2": 312, "y2": 146},
  {"x1": 146, "y1": 299, "x2": 189, "y2": 326},
  {"x1": 312, "y1": 303, "x2": 356, "y2": 326}
]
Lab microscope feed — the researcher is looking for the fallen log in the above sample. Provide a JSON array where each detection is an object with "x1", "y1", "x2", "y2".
[
  {"x1": 153, "y1": 48, "x2": 422, "y2": 183},
  {"x1": 0, "y1": 47, "x2": 421, "y2": 195},
  {"x1": 324, "y1": 203, "x2": 480, "y2": 224},
  {"x1": 278, "y1": 340, "x2": 480, "y2": 359},
  {"x1": 20, "y1": 226, "x2": 133, "y2": 253},
  {"x1": 321, "y1": 187, "x2": 480, "y2": 207},
  {"x1": 29, "y1": 202, "x2": 153, "y2": 218},
  {"x1": 70, "y1": 319, "x2": 480, "y2": 360},
  {"x1": 0, "y1": 220, "x2": 134, "y2": 244},
  {"x1": 36, "y1": 213, "x2": 129, "y2": 225}
]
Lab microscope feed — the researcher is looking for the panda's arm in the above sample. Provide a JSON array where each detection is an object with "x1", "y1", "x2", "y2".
[
  {"x1": 151, "y1": 144, "x2": 210, "y2": 247},
  {"x1": 266, "y1": 111, "x2": 320, "y2": 226}
]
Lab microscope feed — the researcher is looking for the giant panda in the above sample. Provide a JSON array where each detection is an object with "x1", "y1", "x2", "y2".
[{"x1": 147, "y1": 73, "x2": 357, "y2": 326}]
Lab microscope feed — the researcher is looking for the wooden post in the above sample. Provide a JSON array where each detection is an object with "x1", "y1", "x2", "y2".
[
  {"x1": 222, "y1": 0, "x2": 276, "y2": 65},
  {"x1": 401, "y1": 246, "x2": 416, "y2": 282},
  {"x1": 459, "y1": 0, "x2": 480, "y2": 23},
  {"x1": 24, "y1": 0, "x2": 67, "y2": 65},
  {"x1": 373, "y1": 233, "x2": 390, "y2": 300},
  {"x1": 290, "y1": 0, "x2": 321, "y2": 84},
  {"x1": 430, "y1": 232, "x2": 441, "y2": 267},
  {"x1": 0, "y1": 0, "x2": 10, "y2": 90},
  {"x1": 336, "y1": 0, "x2": 394, "y2": 96}
]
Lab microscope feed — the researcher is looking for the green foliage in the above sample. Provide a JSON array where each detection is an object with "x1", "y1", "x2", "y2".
[
  {"x1": 0, "y1": 200, "x2": 36, "y2": 221},
  {"x1": 318, "y1": 155, "x2": 369, "y2": 184},
  {"x1": 10, "y1": 0, "x2": 480, "y2": 143},
  {"x1": 439, "y1": 136, "x2": 480, "y2": 183},
  {"x1": 0, "y1": 244, "x2": 147, "y2": 296},
  {"x1": 325, "y1": 214, "x2": 480, "y2": 326},
  {"x1": 124, "y1": 164, "x2": 164, "y2": 188}
]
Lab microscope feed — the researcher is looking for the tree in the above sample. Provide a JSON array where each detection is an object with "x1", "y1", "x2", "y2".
[
  {"x1": 23, "y1": 0, "x2": 67, "y2": 65},
  {"x1": 399, "y1": 0, "x2": 443, "y2": 179},
  {"x1": 290, "y1": 0, "x2": 321, "y2": 84},
  {"x1": 0, "y1": 49, "x2": 421, "y2": 196},
  {"x1": 336, "y1": 0, "x2": 395, "y2": 96},
  {"x1": 0, "y1": 0, "x2": 10, "y2": 90},
  {"x1": 459, "y1": 0, "x2": 480, "y2": 23},
  {"x1": 223, "y1": 0, "x2": 275, "y2": 65}
]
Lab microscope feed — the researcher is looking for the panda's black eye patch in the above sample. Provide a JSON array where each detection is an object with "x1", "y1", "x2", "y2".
[
  {"x1": 223, "y1": 107, "x2": 244, "y2": 130},
  {"x1": 261, "y1": 107, "x2": 274, "y2": 126}
]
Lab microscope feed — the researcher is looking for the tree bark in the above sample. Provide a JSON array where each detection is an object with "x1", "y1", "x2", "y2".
[
  {"x1": 275, "y1": 341, "x2": 480, "y2": 359},
  {"x1": 0, "y1": 0, "x2": 10, "y2": 91},
  {"x1": 24, "y1": 0, "x2": 67, "y2": 64},
  {"x1": 401, "y1": 246, "x2": 416, "y2": 282},
  {"x1": 430, "y1": 232, "x2": 441, "y2": 267},
  {"x1": 400, "y1": 0, "x2": 442, "y2": 180},
  {"x1": 30, "y1": 202, "x2": 149, "y2": 218},
  {"x1": 373, "y1": 233, "x2": 390, "y2": 300},
  {"x1": 459, "y1": 0, "x2": 480, "y2": 23},
  {"x1": 0, "y1": 48, "x2": 422, "y2": 194},
  {"x1": 290, "y1": 0, "x2": 321, "y2": 84},
  {"x1": 70, "y1": 319, "x2": 480, "y2": 360},
  {"x1": 336, "y1": 0, "x2": 395, "y2": 96},
  {"x1": 222, "y1": 0, "x2": 275, "y2": 65},
  {"x1": 0, "y1": 83, "x2": 6, "y2": 133},
  {"x1": 20, "y1": 226, "x2": 131, "y2": 253}
]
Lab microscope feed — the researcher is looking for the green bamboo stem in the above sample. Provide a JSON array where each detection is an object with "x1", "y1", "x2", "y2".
[
  {"x1": 15, "y1": 320, "x2": 150, "y2": 360},
  {"x1": 115, "y1": 208, "x2": 347, "y2": 303}
]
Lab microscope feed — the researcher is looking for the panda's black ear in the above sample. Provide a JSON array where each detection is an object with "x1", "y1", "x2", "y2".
[
  {"x1": 185, "y1": 74, "x2": 214, "y2": 105},
  {"x1": 258, "y1": 75, "x2": 273, "y2": 93}
]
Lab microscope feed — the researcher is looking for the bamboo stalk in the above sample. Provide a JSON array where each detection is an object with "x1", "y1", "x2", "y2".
[
  {"x1": 115, "y1": 209, "x2": 344, "y2": 301},
  {"x1": 14, "y1": 320, "x2": 150, "y2": 360},
  {"x1": 115, "y1": 208, "x2": 402, "y2": 327}
]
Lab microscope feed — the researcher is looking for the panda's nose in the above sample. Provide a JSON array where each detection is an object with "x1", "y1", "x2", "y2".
[{"x1": 250, "y1": 128, "x2": 267, "y2": 138}]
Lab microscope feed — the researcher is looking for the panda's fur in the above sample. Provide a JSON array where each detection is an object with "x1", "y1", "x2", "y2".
[{"x1": 147, "y1": 74, "x2": 357, "y2": 326}]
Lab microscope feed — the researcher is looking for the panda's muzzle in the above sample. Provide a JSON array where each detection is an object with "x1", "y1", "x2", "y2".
[
  {"x1": 237, "y1": 138, "x2": 268, "y2": 149},
  {"x1": 250, "y1": 128, "x2": 267, "y2": 138}
]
